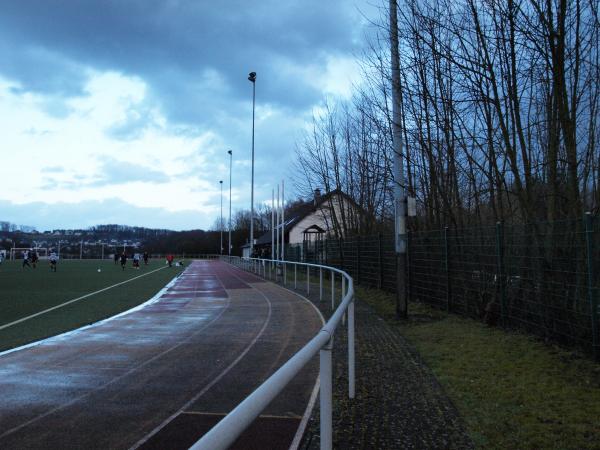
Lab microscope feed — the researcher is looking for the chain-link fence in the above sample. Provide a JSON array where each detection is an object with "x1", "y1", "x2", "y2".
[{"x1": 284, "y1": 215, "x2": 600, "y2": 358}]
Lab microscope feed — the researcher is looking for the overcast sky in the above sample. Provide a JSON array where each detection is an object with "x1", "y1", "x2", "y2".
[{"x1": 0, "y1": 1, "x2": 379, "y2": 231}]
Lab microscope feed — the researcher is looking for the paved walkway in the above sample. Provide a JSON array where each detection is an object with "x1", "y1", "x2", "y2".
[
  {"x1": 0, "y1": 261, "x2": 322, "y2": 450},
  {"x1": 291, "y1": 286, "x2": 474, "y2": 449}
]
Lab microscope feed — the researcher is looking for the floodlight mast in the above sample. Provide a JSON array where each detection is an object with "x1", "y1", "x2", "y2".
[
  {"x1": 281, "y1": 179, "x2": 285, "y2": 261},
  {"x1": 248, "y1": 71, "x2": 256, "y2": 256},
  {"x1": 228, "y1": 150, "x2": 233, "y2": 256},
  {"x1": 220, "y1": 180, "x2": 224, "y2": 255},
  {"x1": 271, "y1": 188, "x2": 275, "y2": 260}
]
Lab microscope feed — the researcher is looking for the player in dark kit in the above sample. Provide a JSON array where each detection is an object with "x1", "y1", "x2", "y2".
[
  {"x1": 30, "y1": 250, "x2": 39, "y2": 269},
  {"x1": 143, "y1": 252, "x2": 149, "y2": 265},
  {"x1": 120, "y1": 252, "x2": 127, "y2": 271}
]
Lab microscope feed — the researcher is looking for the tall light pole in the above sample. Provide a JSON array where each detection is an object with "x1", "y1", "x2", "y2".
[
  {"x1": 228, "y1": 150, "x2": 233, "y2": 256},
  {"x1": 248, "y1": 71, "x2": 256, "y2": 256},
  {"x1": 219, "y1": 180, "x2": 224, "y2": 255},
  {"x1": 281, "y1": 179, "x2": 285, "y2": 261},
  {"x1": 271, "y1": 188, "x2": 275, "y2": 260}
]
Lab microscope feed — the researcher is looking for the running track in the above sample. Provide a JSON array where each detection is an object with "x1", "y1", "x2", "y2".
[{"x1": 0, "y1": 260, "x2": 323, "y2": 449}]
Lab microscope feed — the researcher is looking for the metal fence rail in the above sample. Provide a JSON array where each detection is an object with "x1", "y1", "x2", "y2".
[
  {"x1": 189, "y1": 256, "x2": 355, "y2": 450},
  {"x1": 285, "y1": 215, "x2": 600, "y2": 359}
]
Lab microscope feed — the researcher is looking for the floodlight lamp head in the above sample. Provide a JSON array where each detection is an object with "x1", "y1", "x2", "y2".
[
  {"x1": 248, "y1": 72, "x2": 256, "y2": 82},
  {"x1": 220, "y1": 180, "x2": 223, "y2": 184},
  {"x1": 227, "y1": 150, "x2": 232, "y2": 155}
]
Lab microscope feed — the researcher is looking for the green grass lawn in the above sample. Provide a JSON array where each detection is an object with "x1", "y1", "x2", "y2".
[
  {"x1": 359, "y1": 287, "x2": 600, "y2": 450},
  {"x1": 0, "y1": 258, "x2": 185, "y2": 352}
]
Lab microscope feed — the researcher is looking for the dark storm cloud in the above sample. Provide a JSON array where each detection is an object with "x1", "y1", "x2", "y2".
[{"x1": 0, "y1": 0, "x2": 363, "y2": 124}]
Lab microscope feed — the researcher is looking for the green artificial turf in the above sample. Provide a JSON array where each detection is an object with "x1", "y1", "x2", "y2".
[
  {"x1": 359, "y1": 287, "x2": 600, "y2": 450},
  {"x1": 0, "y1": 259, "x2": 185, "y2": 352}
]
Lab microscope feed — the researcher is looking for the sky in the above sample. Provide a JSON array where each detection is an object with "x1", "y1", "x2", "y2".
[{"x1": 0, "y1": 0, "x2": 379, "y2": 231}]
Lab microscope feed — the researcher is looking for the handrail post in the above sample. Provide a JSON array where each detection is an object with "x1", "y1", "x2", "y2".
[
  {"x1": 307, "y1": 265, "x2": 310, "y2": 295},
  {"x1": 331, "y1": 273, "x2": 335, "y2": 310},
  {"x1": 320, "y1": 268, "x2": 323, "y2": 301},
  {"x1": 320, "y1": 336, "x2": 333, "y2": 450},
  {"x1": 348, "y1": 294, "x2": 355, "y2": 399},
  {"x1": 284, "y1": 262, "x2": 287, "y2": 285}
]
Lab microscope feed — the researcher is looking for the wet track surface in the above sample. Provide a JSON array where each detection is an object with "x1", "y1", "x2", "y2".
[{"x1": 0, "y1": 260, "x2": 322, "y2": 449}]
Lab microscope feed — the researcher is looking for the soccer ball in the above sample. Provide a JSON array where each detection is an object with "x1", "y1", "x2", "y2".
[{"x1": 97, "y1": 268, "x2": 102, "y2": 273}]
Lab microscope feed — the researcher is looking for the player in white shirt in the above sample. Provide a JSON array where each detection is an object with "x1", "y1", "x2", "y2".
[{"x1": 49, "y1": 252, "x2": 58, "y2": 272}]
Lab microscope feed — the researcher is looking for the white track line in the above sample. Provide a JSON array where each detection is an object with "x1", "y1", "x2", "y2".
[
  {"x1": 129, "y1": 263, "x2": 273, "y2": 449},
  {"x1": 0, "y1": 266, "x2": 167, "y2": 331}
]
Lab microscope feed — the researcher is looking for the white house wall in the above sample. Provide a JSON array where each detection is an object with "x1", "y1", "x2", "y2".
[{"x1": 288, "y1": 194, "x2": 355, "y2": 245}]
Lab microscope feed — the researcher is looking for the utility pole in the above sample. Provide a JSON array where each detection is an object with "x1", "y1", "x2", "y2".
[{"x1": 390, "y1": 0, "x2": 408, "y2": 318}]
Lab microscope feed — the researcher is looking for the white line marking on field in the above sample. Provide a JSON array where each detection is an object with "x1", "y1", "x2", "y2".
[
  {"x1": 0, "y1": 266, "x2": 168, "y2": 332},
  {"x1": 0, "y1": 272, "x2": 181, "y2": 359}
]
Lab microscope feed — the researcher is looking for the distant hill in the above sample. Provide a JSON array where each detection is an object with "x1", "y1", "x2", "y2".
[{"x1": 0, "y1": 222, "x2": 245, "y2": 257}]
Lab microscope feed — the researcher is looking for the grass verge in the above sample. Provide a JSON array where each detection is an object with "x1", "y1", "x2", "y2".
[
  {"x1": 358, "y1": 286, "x2": 600, "y2": 450},
  {"x1": 0, "y1": 259, "x2": 186, "y2": 352}
]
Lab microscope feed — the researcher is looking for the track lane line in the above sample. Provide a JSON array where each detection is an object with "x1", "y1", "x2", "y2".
[{"x1": 129, "y1": 262, "x2": 273, "y2": 449}]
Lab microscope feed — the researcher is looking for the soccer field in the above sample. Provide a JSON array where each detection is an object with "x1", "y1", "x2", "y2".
[{"x1": 0, "y1": 258, "x2": 186, "y2": 352}]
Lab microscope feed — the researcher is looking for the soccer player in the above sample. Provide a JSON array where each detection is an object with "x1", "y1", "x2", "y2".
[
  {"x1": 31, "y1": 249, "x2": 39, "y2": 269},
  {"x1": 49, "y1": 251, "x2": 58, "y2": 272},
  {"x1": 166, "y1": 254, "x2": 174, "y2": 267},
  {"x1": 113, "y1": 253, "x2": 119, "y2": 265},
  {"x1": 143, "y1": 251, "x2": 149, "y2": 265},
  {"x1": 22, "y1": 250, "x2": 31, "y2": 269},
  {"x1": 133, "y1": 253, "x2": 140, "y2": 269},
  {"x1": 120, "y1": 252, "x2": 127, "y2": 271}
]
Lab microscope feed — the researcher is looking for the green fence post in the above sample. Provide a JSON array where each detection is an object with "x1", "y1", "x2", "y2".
[
  {"x1": 339, "y1": 237, "x2": 344, "y2": 271},
  {"x1": 406, "y1": 230, "x2": 411, "y2": 301},
  {"x1": 585, "y1": 212, "x2": 599, "y2": 361},
  {"x1": 356, "y1": 236, "x2": 361, "y2": 285},
  {"x1": 378, "y1": 233, "x2": 383, "y2": 289},
  {"x1": 495, "y1": 221, "x2": 507, "y2": 328},
  {"x1": 444, "y1": 226, "x2": 451, "y2": 312}
]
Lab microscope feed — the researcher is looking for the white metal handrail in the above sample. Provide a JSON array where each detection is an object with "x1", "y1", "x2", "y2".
[{"x1": 189, "y1": 256, "x2": 355, "y2": 450}]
